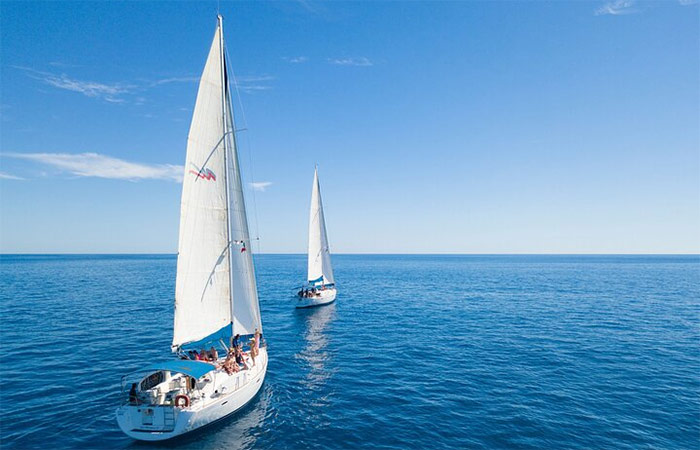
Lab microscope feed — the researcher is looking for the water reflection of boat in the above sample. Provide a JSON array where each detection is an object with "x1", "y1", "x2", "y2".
[
  {"x1": 191, "y1": 384, "x2": 272, "y2": 450},
  {"x1": 297, "y1": 303, "x2": 336, "y2": 393},
  {"x1": 128, "y1": 385, "x2": 271, "y2": 450}
]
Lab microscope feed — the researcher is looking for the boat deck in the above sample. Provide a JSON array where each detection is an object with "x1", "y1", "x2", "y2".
[{"x1": 129, "y1": 348, "x2": 267, "y2": 411}]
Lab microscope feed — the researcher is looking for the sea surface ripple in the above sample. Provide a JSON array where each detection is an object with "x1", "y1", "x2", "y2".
[{"x1": 1, "y1": 254, "x2": 698, "y2": 449}]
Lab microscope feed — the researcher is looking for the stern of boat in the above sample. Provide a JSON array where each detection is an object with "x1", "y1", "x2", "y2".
[
  {"x1": 117, "y1": 348, "x2": 268, "y2": 441},
  {"x1": 116, "y1": 404, "x2": 193, "y2": 441}
]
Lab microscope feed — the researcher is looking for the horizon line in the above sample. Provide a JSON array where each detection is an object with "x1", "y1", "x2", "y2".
[{"x1": 1, "y1": 252, "x2": 699, "y2": 256}]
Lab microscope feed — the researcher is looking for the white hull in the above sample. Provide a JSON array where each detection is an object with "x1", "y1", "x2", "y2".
[
  {"x1": 297, "y1": 288, "x2": 336, "y2": 308},
  {"x1": 116, "y1": 348, "x2": 267, "y2": 441}
]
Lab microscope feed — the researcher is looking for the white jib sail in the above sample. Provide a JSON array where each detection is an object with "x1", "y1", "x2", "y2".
[
  {"x1": 307, "y1": 167, "x2": 335, "y2": 285},
  {"x1": 173, "y1": 19, "x2": 262, "y2": 348},
  {"x1": 224, "y1": 73, "x2": 262, "y2": 336}
]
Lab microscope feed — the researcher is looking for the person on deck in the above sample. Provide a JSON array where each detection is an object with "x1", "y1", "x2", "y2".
[
  {"x1": 128, "y1": 383, "x2": 139, "y2": 405},
  {"x1": 231, "y1": 334, "x2": 241, "y2": 349},
  {"x1": 209, "y1": 346, "x2": 218, "y2": 362},
  {"x1": 254, "y1": 328, "x2": 261, "y2": 350},
  {"x1": 219, "y1": 353, "x2": 236, "y2": 375},
  {"x1": 230, "y1": 353, "x2": 241, "y2": 374},
  {"x1": 249, "y1": 338, "x2": 258, "y2": 366},
  {"x1": 235, "y1": 345, "x2": 248, "y2": 370}
]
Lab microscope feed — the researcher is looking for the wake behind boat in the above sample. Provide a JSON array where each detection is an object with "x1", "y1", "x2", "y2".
[
  {"x1": 116, "y1": 15, "x2": 267, "y2": 441},
  {"x1": 297, "y1": 167, "x2": 337, "y2": 308}
]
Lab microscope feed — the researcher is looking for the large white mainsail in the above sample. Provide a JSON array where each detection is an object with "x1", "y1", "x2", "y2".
[
  {"x1": 173, "y1": 17, "x2": 261, "y2": 349},
  {"x1": 307, "y1": 167, "x2": 334, "y2": 286}
]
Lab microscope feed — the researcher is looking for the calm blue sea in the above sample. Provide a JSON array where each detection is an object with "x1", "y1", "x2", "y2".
[{"x1": 1, "y1": 254, "x2": 699, "y2": 449}]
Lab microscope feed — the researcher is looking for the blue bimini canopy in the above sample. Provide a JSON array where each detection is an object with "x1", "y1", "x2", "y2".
[{"x1": 140, "y1": 360, "x2": 216, "y2": 379}]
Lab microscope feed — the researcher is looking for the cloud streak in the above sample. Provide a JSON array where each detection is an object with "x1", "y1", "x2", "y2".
[
  {"x1": 5, "y1": 152, "x2": 183, "y2": 182},
  {"x1": 249, "y1": 181, "x2": 272, "y2": 192},
  {"x1": 595, "y1": 0, "x2": 638, "y2": 15},
  {"x1": 328, "y1": 57, "x2": 373, "y2": 67},
  {"x1": 0, "y1": 171, "x2": 25, "y2": 180},
  {"x1": 13, "y1": 66, "x2": 135, "y2": 103},
  {"x1": 232, "y1": 75, "x2": 275, "y2": 93},
  {"x1": 151, "y1": 76, "x2": 200, "y2": 86},
  {"x1": 42, "y1": 74, "x2": 134, "y2": 103},
  {"x1": 14, "y1": 66, "x2": 272, "y2": 103}
]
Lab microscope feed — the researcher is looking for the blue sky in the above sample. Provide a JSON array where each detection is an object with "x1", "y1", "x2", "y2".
[{"x1": 1, "y1": 0, "x2": 698, "y2": 254}]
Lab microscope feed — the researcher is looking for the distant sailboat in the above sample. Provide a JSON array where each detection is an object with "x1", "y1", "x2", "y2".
[
  {"x1": 116, "y1": 15, "x2": 267, "y2": 441},
  {"x1": 297, "y1": 167, "x2": 337, "y2": 308}
]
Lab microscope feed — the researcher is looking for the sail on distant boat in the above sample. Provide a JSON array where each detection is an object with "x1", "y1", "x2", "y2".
[
  {"x1": 297, "y1": 167, "x2": 337, "y2": 308},
  {"x1": 116, "y1": 16, "x2": 267, "y2": 441}
]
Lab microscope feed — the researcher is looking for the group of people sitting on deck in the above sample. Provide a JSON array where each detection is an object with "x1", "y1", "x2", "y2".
[
  {"x1": 299, "y1": 286, "x2": 325, "y2": 298},
  {"x1": 181, "y1": 329, "x2": 262, "y2": 376},
  {"x1": 187, "y1": 347, "x2": 219, "y2": 362},
  {"x1": 219, "y1": 344, "x2": 248, "y2": 375}
]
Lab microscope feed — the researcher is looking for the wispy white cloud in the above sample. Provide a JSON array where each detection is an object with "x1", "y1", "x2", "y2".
[
  {"x1": 283, "y1": 56, "x2": 309, "y2": 64},
  {"x1": 0, "y1": 171, "x2": 25, "y2": 180},
  {"x1": 249, "y1": 181, "x2": 272, "y2": 192},
  {"x1": 15, "y1": 65, "x2": 273, "y2": 104},
  {"x1": 5, "y1": 152, "x2": 183, "y2": 182},
  {"x1": 151, "y1": 76, "x2": 200, "y2": 86},
  {"x1": 328, "y1": 57, "x2": 373, "y2": 67},
  {"x1": 595, "y1": 0, "x2": 638, "y2": 15},
  {"x1": 678, "y1": 0, "x2": 698, "y2": 5},
  {"x1": 43, "y1": 74, "x2": 133, "y2": 102},
  {"x1": 232, "y1": 75, "x2": 275, "y2": 93},
  {"x1": 14, "y1": 66, "x2": 135, "y2": 103}
]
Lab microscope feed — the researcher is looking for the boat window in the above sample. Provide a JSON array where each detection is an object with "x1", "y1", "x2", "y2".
[{"x1": 140, "y1": 371, "x2": 164, "y2": 391}]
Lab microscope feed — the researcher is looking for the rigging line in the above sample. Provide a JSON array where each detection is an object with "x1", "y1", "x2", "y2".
[
  {"x1": 193, "y1": 131, "x2": 234, "y2": 182},
  {"x1": 224, "y1": 43, "x2": 262, "y2": 255}
]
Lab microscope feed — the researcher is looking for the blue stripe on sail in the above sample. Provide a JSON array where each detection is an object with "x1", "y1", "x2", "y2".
[{"x1": 179, "y1": 323, "x2": 232, "y2": 351}]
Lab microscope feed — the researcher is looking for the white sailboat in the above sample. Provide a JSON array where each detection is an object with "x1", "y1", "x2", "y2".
[
  {"x1": 116, "y1": 15, "x2": 267, "y2": 441},
  {"x1": 297, "y1": 167, "x2": 337, "y2": 308}
]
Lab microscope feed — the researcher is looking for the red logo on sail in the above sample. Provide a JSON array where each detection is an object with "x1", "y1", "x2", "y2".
[{"x1": 189, "y1": 164, "x2": 216, "y2": 181}]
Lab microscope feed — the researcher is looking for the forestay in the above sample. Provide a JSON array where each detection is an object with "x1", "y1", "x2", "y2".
[{"x1": 307, "y1": 168, "x2": 335, "y2": 286}]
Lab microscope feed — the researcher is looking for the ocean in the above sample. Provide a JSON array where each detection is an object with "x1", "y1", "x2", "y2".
[{"x1": 1, "y1": 254, "x2": 698, "y2": 449}]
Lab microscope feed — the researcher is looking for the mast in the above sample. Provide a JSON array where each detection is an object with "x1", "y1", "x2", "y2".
[{"x1": 218, "y1": 14, "x2": 235, "y2": 329}]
